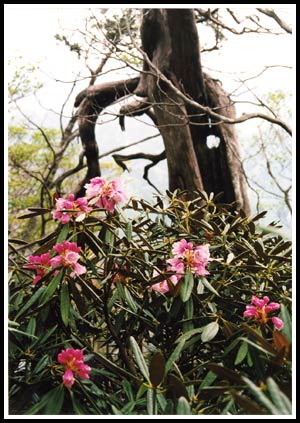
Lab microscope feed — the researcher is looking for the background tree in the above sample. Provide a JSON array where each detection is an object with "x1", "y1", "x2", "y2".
[{"x1": 7, "y1": 7, "x2": 293, "y2": 240}]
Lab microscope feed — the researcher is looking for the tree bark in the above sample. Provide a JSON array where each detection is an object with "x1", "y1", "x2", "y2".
[
  {"x1": 137, "y1": 8, "x2": 250, "y2": 213},
  {"x1": 74, "y1": 77, "x2": 139, "y2": 196}
]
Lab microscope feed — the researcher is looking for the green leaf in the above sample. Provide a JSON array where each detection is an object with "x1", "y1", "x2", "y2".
[
  {"x1": 175, "y1": 327, "x2": 204, "y2": 344},
  {"x1": 33, "y1": 355, "x2": 49, "y2": 374},
  {"x1": 184, "y1": 297, "x2": 194, "y2": 320},
  {"x1": 125, "y1": 221, "x2": 132, "y2": 241},
  {"x1": 176, "y1": 396, "x2": 192, "y2": 415},
  {"x1": 198, "y1": 370, "x2": 217, "y2": 391},
  {"x1": 15, "y1": 285, "x2": 46, "y2": 319},
  {"x1": 201, "y1": 321, "x2": 219, "y2": 343},
  {"x1": 147, "y1": 387, "x2": 157, "y2": 415},
  {"x1": 129, "y1": 336, "x2": 150, "y2": 383},
  {"x1": 165, "y1": 339, "x2": 186, "y2": 374},
  {"x1": 26, "y1": 316, "x2": 36, "y2": 336},
  {"x1": 196, "y1": 278, "x2": 204, "y2": 294},
  {"x1": 60, "y1": 282, "x2": 70, "y2": 327},
  {"x1": 149, "y1": 351, "x2": 165, "y2": 387},
  {"x1": 44, "y1": 385, "x2": 65, "y2": 415},
  {"x1": 242, "y1": 376, "x2": 280, "y2": 414},
  {"x1": 180, "y1": 271, "x2": 194, "y2": 303},
  {"x1": 69, "y1": 390, "x2": 86, "y2": 415},
  {"x1": 32, "y1": 325, "x2": 58, "y2": 347},
  {"x1": 280, "y1": 304, "x2": 292, "y2": 342},
  {"x1": 39, "y1": 269, "x2": 64, "y2": 306},
  {"x1": 124, "y1": 286, "x2": 138, "y2": 313},
  {"x1": 266, "y1": 377, "x2": 292, "y2": 415},
  {"x1": 56, "y1": 223, "x2": 70, "y2": 243},
  {"x1": 200, "y1": 277, "x2": 220, "y2": 296},
  {"x1": 234, "y1": 341, "x2": 248, "y2": 365}
]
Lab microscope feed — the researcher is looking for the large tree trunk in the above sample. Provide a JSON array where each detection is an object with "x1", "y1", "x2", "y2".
[
  {"x1": 75, "y1": 9, "x2": 250, "y2": 213},
  {"x1": 136, "y1": 8, "x2": 250, "y2": 213}
]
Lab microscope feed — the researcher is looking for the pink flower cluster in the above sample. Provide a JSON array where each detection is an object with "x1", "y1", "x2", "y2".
[
  {"x1": 84, "y1": 177, "x2": 128, "y2": 213},
  {"x1": 58, "y1": 348, "x2": 91, "y2": 388},
  {"x1": 23, "y1": 253, "x2": 52, "y2": 285},
  {"x1": 51, "y1": 194, "x2": 92, "y2": 224},
  {"x1": 52, "y1": 177, "x2": 127, "y2": 224},
  {"x1": 243, "y1": 295, "x2": 284, "y2": 330},
  {"x1": 50, "y1": 241, "x2": 87, "y2": 278},
  {"x1": 24, "y1": 241, "x2": 86, "y2": 285},
  {"x1": 152, "y1": 239, "x2": 211, "y2": 294}
]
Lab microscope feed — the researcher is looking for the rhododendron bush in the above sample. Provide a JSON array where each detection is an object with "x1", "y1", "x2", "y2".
[{"x1": 8, "y1": 180, "x2": 292, "y2": 415}]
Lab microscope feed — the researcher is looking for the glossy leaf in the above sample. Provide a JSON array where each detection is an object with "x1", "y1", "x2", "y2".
[{"x1": 201, "y1": 321, "x2": 219, "y2": 343}]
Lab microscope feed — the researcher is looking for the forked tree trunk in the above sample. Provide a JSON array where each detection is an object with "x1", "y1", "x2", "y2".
[
  {"x1": 75, "y1": 9, "x2": 250, "y2": 214},
  {"x1": 136, "y1": 8, "x2": 250, "y2": 213}
]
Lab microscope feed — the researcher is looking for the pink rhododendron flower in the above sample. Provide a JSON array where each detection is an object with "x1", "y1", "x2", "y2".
[
  {"x1": 51, "y1": 193, "x2": 92, "y2": 224},
  {"x1": 23, "y1": 253, "x2": 52, "y2": 285},
  {"x1": 58, "y1": 348, "x2": 91, "y2": 388},
  {"x1": 151, "y1": 269, "x2": 181, "y2": 294},
  {"x1": 168, "y1": 239, "x2": 211, "y2": 277},
  {"x1": 50, "y1": 241, "x2": 86, "y2": 277},
  {"x1": 84, "y1": 177, "x2": 128, "y2": 213},
  {"x1": 243, "y1": 295, "x2": 284, "y2": 330}
]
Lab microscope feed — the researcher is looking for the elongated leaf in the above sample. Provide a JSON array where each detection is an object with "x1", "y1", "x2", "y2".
[
  {"x1": 124, "y1": 287, "x2": 138, "y2": 313},
  {"x1": 26, "y1": 316, "x2": 36, "y2": 336},
  {"x1": 166, "y1": 374, "x2": 189, "y2": 400},
  {"x1": 165, "y1": 339, "x2": 185, "y2": 374},
  {"x1": 242, "y1": 376, "x2": 280, "y2": 414},
  {"x1": 175, "y1": 327, "x2": 204, "y2": 344},
  {"x1": 60, "y1": 282, "x2": 70, "y2": 327},
  {"x1": 198, "y1": 370, "x2": 217, "y2": 391},
  {"x1": 207, "y1": 363, "x2": 243, "y2": 384},
  {"x1": 125, "y1": 221, "x2": 132, "y2": 241},
  {"x1": 147, "y1": 388, "x2": 157, "y2": 415},
  {"x1": 230, "y1": 390, "x2": 266, "y2": 414},
  {"x1": 15, "y1": 286, "x2": 45, "y2": 319},
  {"x1": 129, "y1": 336, "x2": 150, "y2": 383},
  {"x1": 32, "y1": 325, "x2": 58, "y2": 347},
  {"x1": 69, "y1": 390, "x2": 86, "y2": 415},
  {"x1": 149, "y1": 351, "x2": 165, "y2": 387},
  {"x1": 200, "y1": 277, "x2": 220, "y2": 296},
  {"x1": 266, "y1": 377, "x2": 292, "y2": 415},
  {"x1": 196, "y1": 279, "x2": 204, "y2": 294},
  {"x1": 184, "y1": 297, "x2": 194, "y2": 320},
  {"x1": 234, "y1": 341, "x2": 248, "y2": 365},
  {"x1": 56, "y1": 223, "x2": 70, "y2": 243},
  {"x1": 39, "y1": 270, "x2": 64, "y2": 306},
  {"x1": 201, "y1": 321, "x2": 219, "y2": 343},
  {"x1": 33, "y1": 355, "x2": 49, "y2": 374},
  {"x1": 45, "y1": 385, "x2": 65, "y2": 414},
  {"x1": 180, "y1": 271, "x2": 194, "y2": 303},
  {"x1": 176, "y1": 396, "x2": 192, "y2": 415},
  {"x1": 280, "y1": 304, "x2": 292, "y2": 342}
]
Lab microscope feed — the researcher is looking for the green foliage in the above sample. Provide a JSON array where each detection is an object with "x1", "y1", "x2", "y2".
[{"x1": 8, "y1": 190, "x2": 292, "y2": 415}]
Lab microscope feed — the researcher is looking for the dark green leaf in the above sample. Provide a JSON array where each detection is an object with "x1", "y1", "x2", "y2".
[
  {"x1": 39, "y1": 269, "x2": 64, "y2": 306},
  {"x1": 234, "y1": 341, "x2": 248, "y2": 365},
  {"x1": 15, "y1": 286, "x2": 46, "y2": 319},
  {"x1": 180, "y1": 271, "x2": 194, "y2": 303},
  {"x1": 60, "y1": 281, "x2": 70, "y2": 326},
  {"x1": 56, "y1": 223, "x2": 70, "y2": 243},
  {"x1": 44, "y1": 385, "x2": 65, "y2": 414}
]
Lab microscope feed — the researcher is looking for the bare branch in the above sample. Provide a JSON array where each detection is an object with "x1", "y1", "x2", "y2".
[{"x1": 257, "y1": 8, "x2": 292, "y2": 34}]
